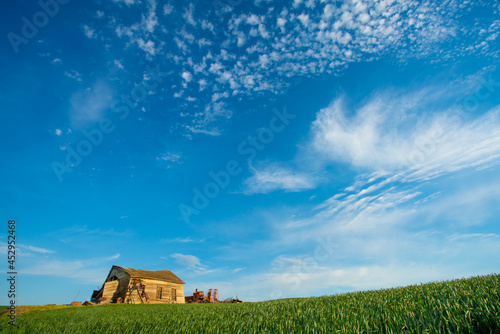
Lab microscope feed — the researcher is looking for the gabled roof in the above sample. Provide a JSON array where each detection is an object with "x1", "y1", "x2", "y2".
[{"x1": 114, "y1": 266, "x2": 185, "y2": 284}]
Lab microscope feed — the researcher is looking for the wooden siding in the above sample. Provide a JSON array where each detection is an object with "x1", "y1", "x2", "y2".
[
  {"x1": 102, "y1": 280, "x2": 119, "y2": 301},
  {"x1": 125, "y1": 279, "x2": 185, "y2": 304},
  {"x1": 95, "y1": 266, "x2": 186, "y2": 305},
  {"x1": 103, "y1": 266, "x2": 131, "y2": 303}
]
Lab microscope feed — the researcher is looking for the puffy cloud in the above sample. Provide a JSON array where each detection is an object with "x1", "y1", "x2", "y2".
[
  {"x1": 64, "y1": 70, "x2": 82, "y2": 81},
  {"x1": 183, "y1": 3, "x2": 197, "y2": 26},
  {"x1": 99, "y1": 0, "x2": 498, "y2": 134},
  {"x1": 83, "y1": 25, "x2": 96, "y2": 39},
  {"x1": 163, "y1": 4, "x2": 173, "y2": 15},
  {"x1": 181, "y1": 71, "x2": 193, "y2": 82}
]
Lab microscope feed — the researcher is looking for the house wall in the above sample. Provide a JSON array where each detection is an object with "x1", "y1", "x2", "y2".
[
  {"x1": 125, "y1": 278, "x2": 185, "y2": 304},
  {"x1": 107, "y1": 267, "x2": 130, "y2": 281},
  {"x1": 102, "y1": 280, "x2": 119, "y2": 301},
  {"x1": 102, "y1": 267, "x2": 131, "y2": 303}
]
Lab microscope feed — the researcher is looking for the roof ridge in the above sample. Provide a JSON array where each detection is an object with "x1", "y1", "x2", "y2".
[{"x1": 114, "y1": 265, "x2": 185, "y2": 284}]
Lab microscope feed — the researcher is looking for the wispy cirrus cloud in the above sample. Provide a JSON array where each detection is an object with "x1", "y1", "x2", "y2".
[
  {"x1": 267, "y1": 85, "x2": 500, "y2": 260},
  {"x1": 310, "y1": 77, "x2": 500, "y2": 182},
  {"x1": 290, "y1": 75, "x2": 500, "y2": 235},
  {"x1": 227, "y1": 175, "x2": 500, "y2": 300},
  {"x1": 169, "y1": 253, "x2": 213, "y2": 274},
  {"x1": 47, "y1": 225, "x2": 134, "y2": 244},
  {"x1": 217, "y1": 73, "x2": 500, "y2": 300},
  {"x1": 160, "y1": 237, "x2": 206, "y2": 244},
  {"x1": 20, "y1": 245, "x2": 54, "y2": 254},
  {"x1": 243, "y1": 164, "x2": 316, "y2": 194},
  {"x1": 20, "y1": 253, "x2": 121, "y2": 284},
  {"x1": 69, "y1": 81, "x2": 114, "y2": 127},
  {"x1": 156, "y1": 152, "x2": 182, "y2": 167},
  {"x1": 0, "y1": 243, "x2": 54, "y2": 256}
]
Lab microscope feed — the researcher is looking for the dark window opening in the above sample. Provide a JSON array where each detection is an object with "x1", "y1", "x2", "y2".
[
  {"x1": 171, "y1": 288, "x2": 176, "y2": 302},
  {"x1": 107, "y1": 275, "x2": 118, "y2": 282},
  {"x1": 156, "y1": 286, "x2": 162, "y2": 300}
]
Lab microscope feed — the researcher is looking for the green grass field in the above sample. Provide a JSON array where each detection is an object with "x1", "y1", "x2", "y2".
[{"x1": 2, "y1": 274, "x2": 499, "y2": 333}]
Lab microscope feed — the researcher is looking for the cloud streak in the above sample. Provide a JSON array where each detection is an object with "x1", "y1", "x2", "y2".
[
  {"x1": 170, "y1": 253, "x2": 213, "y2": 274},
  {"x1": 310, "y1": 80, "x2": 500, "y2": 183},
  {"x1": 243, "y1": 164, "x2": 316, "y2": 194}
]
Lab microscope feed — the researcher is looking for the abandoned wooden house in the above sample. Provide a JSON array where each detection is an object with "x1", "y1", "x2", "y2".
[{"x1": 91, "y1": 265, "x2": 185, "y2": 304}]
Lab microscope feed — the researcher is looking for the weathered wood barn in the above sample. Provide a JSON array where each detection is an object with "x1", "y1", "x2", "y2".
[{"x1": 91, "y1": 265, "x2": 185, "y2": 304}]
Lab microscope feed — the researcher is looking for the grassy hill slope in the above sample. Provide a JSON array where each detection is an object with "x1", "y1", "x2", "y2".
[{"x1": 2, "y1": 274, "x2": 499, "y2": 333}]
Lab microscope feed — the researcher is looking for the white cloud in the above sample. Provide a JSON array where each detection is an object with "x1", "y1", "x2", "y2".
[
  {"x1": 198, "y1": 79, "x2": 207, "y2": 91},
  {"x1": 246, "y1": 14, "x2": 260, "y2": 25},
  {"x1": 19, "y1": 253, "x2": 122, "y2": 284},
  {"x1": 161, "y1": 237, "x2": 207, "y2": 244},
  {"x1": 359, "y1": 12, "x2": 370, "y2": 23},
  {"x1": 163, "y1": 4, "x2": 173, "y2": 15},
  {"x1": 114, "y1": 59, "x2": 124, "y2": 69},
  {"x1": 244, "y1": 164, "x2": 316, "y2": 194},
  {"x1": 98, "y1": 0, "x2": 499, "y2": 134},
  {"x1": 261, "y1": 263, "x2": 482, "y2": 300},
  {"x1": 220, "y1": 171, "x2": 500, "y2": 301},
  {"x1": 156, "y1": 153, "x2": 181, "y2": 168},
  {"x1": 112, "y1": 1, "x2": 158, "y2": 56},
  {"x1": 18, "y1": 244, "x2": 54, "y2": 254},
  {"x1": 185, "y1": 125, "x2": 221, "y2": 136},
  {"x1": 170, "y1": 253, "x2": 209, "y2": 273},
  {"x1": 83, "y1": 25, "x2": 96, "y2": 39},
  {"x1": 181, "y1": 71, "x2": 193, "y2": 82},
  {"x1": 64, "y1": 70, "x2": 82, "y2": 81},
  {"x1": 258, "y1": 54, "x2": 270, "y2": 67},
  {"x1": 214, "y1": 72, "x2": 500, "y2": 301},
  {"x1": 112, "y1": 0, "x2": 139, "y2": 6},
  {"x1": 162, "y1": 237, "x2": 193, "y2": 243},
  {"x1": 136, "y1": 39, "x2": 156, "y2": 56},
  {"x1": 54, "y1": 129, "x2": 62, "y2": 136},
  {"x1": 141, "y1": 0, "x2": 158, "y2": 33},
  {"x1": 69, "y1": 81, "x2": 113, "y2": 127},
  {"x1": 201, "y1": 20, "x2": 215, "y2": 33},
  {"x1": 157, "y1": 152, "x2": 180, "y2": 162},
  {"x1": 277, "y1": 17, "x2": 286, "y2": 28},
  {"x1": 183, "y1": 3, "x2": 197, "y2": 26},
  {"x1": 297, "y1": 13, "x2": 310, "y2": 28},
  {"x1": 106, "y1": 253, "x2": 121, "y2": 260},
  {"x1": 311, "y1": 85, "x2": 500, "y2": 180},
  {"x1": 115, "y1": 25, "x2": 133, "y2": 39},
  {"x1": 293, "y1": 0, "x2": 303, "y2": 8}
]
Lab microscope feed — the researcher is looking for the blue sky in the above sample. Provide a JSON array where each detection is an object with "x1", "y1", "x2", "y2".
[{"x1": 1, "y1": 0, "x2": 499, "y2": 305}]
